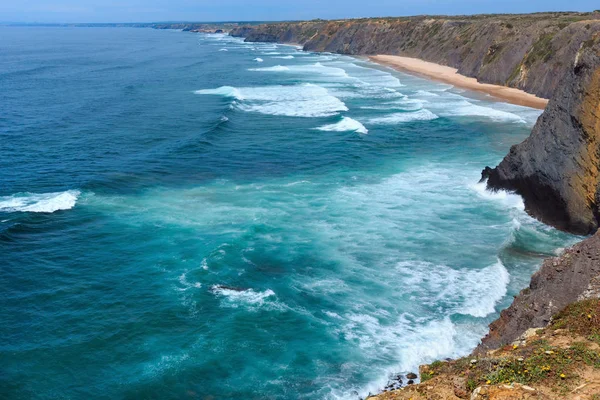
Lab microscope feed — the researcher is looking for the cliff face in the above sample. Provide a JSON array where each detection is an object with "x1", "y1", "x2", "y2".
[
  {"x1": 369, "y1": 235, "x2": 600, "y2": 400},
  {"x1": 231, "y1": 13, "x2": 600, "y2": 98},
  {"x1": 476, "y1": 231, "x2": 600, "y2": 353},
  {"x1": 484, "y1": 36, "x2": 600, "y2": 235}
]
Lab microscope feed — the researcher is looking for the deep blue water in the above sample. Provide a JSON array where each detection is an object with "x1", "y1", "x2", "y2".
[{"x1": 0, "y1": 27, "x2": 577, "y2": 399}]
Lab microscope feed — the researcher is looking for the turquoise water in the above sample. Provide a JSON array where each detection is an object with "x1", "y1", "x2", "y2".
[{"x1": 0, "y1": 27, "x2": 578, "y2": 399}]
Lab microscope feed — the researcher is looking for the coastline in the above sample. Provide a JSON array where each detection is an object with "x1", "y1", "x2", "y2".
[
  {"x1": 370, "y1": 55, "x2": 549, "y2": 110},
  {"x1": 224, "y1": 32, "x2": 596, "y2": 397}
]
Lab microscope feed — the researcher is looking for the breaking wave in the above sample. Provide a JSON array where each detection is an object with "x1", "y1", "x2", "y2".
[
  {"x1": 368, "y1": 109, "x2": 439, "y2": 124},
  {"x1": 316, "y1": 117, "x2": 368, "y2": 134},
  {"x1": 249, "y1": 65, "x2": 290, "y2": 72},
  {"x1": 0, "y1": 190, "x2": 80, "y2": 213},
  {"x1": 196, "y1": 84, "x2": 348, "y2": 117}
]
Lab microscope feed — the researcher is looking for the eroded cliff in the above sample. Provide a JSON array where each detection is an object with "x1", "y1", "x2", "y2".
[
  {"x1": 231, "y1": 13, "x2": 600, "y2": 99},
  {"x1": 484, "y1": 36, "x2": 600, "y2": 235}
]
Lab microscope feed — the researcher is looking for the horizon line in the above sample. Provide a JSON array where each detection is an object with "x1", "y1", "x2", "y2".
[{"x1": 2, "y1": 9, "x2": 600, "y2": 26}]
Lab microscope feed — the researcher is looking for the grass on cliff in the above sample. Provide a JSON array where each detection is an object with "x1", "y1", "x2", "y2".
[
  {"x1": 421, "y1": 299, "x2": 600, "y2": 394},
  {"x1": 552, "y1": 299, "x2": 600, "y2": 345},
  {"x1": 523, "y1": 33, "x2": 556, "y2": 66}
]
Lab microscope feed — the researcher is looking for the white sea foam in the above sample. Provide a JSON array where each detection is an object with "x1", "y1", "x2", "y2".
[
  {"x1": 396, "y1": 259, "x2": 510, "y2": 318},
  {"x1": 294, "y1": 62, "x2": 350, "y2": 79},
  {"x1": 273, "y1": 55, "x2": 295, "y2": 59},
  {"x1": 200, "y1": 258, "x2": 209, "y2": 270},
  {"x1": 218, "y1": 48, "x2": 228, "y2": 52},
  {"x1": 316, "y1": 117, "x2": 368, "y2": 134},
  {"x1": 253, "y1": 57, "x2": 264, "y2": 62},
  {"x1": 332, "y1": 313, "x2": 486, "y2": 399},
  {"x1": 210, "y1": 285, "x2": 280, "y2": 310},
  {"x1": 249, "y1": 65, "x2": 290, "y2": 72},
  {"x1": 196, "y1": 84, "x2": 348, "y2": 117},
  {"x1": 360, "y1": 98, "x2": 426, "y2": 111},
  {"x1": 433, "y1": 99, "x2": 527, "y2": 123},
  {"x1": 415, "y1": 89, "x2": 440, "y2": 97},
  {"x1": 472, "y1": 181, "x2": 525, "y2": 210},
  {"x1": 368, "y1": 109, "x2": 438, "y2": 124},
  {"x1": 0, "y1": 190, "x2": 80, "y2": 213},
  {"x1": 323, "y1": 310, "x2": 343, "y2": 319},
  {"x1": 177, "y1": 272, "x2": 202, "y2": 291},
  {"x1": 195, "y1": 86, "x2": 244, "y2": 100},
  {"x1": 143, "y1": 352, "x2": 190, "y2": 378},
  {"x1": 250, "y1": 62, "x2": 352, "y2": 81}
]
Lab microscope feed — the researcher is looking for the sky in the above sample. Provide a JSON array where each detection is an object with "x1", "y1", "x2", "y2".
[{"x1": 1, "y1": 0, "x2": 598, "y2": 23}]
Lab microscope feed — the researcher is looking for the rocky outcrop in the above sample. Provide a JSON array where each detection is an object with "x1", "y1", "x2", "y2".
[
  {"x1": 231, "y1": 13, "x2": 600, "y2": 99},
  {"x1": 369, "y1": 298, "x2": 600, "y2": 400},
  {"x1": 475, "y1": 231, "x2": 600, "y2": 353},
  {"x1": 483, "y1": 36, "x2": 600, "y2": 235},
  {"x1": 367, "y1": 236, "x2": 600, "y2": 400}
]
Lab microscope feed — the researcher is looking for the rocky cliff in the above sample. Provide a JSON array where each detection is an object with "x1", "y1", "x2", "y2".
[
  {"x1": 369, "y1": 235, "x2": 600, "y2": 400},
  {"x1": 483, "y1": 35, "x2": 600, "y2": 235},
  {"x1": 231, "y1": 13, "x2": 600, "y2": 99},
  {"x1": 476, "y1": 231, "x2": 600, "y2": 353}
]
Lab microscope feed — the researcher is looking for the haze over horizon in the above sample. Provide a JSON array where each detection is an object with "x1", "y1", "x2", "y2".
[{"x1": 1, "y1": 0, "x2": 598, "y2": 24}]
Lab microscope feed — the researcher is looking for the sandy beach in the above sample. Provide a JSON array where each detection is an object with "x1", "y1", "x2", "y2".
[{"x1": 370, "y1": 55, "x2": 549, "y2": 110}]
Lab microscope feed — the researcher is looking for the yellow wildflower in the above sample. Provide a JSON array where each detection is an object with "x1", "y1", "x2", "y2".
[{"x1": 560, "y1": 373, "x2": 566, "y2": 379}]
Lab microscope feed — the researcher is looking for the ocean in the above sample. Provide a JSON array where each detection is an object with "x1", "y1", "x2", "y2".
[{"x1": 0, "y1": 27, "x2": 578, "y2": 399}]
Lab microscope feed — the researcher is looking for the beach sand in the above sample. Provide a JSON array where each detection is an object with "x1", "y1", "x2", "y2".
[{"x1": 370, "y1": 55, "x2": 549, "y2": 110}]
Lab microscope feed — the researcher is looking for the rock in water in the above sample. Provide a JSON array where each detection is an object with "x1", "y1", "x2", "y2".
[{"x1": 483, "y1": 36, "x2": 600, "y2": 235}]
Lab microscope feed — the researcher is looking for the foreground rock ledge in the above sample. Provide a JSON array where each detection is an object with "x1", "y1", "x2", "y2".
[
  {"x1": 368, "y1": 233, "x2": 600, "y2": 400},
  {"x1": 369, "y1": 299, "x2": 600, "y2": 400}
]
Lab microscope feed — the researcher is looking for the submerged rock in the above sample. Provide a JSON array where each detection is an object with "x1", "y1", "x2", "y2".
[{"x1": 209, "y1": 285, "x2": 248, "y2": 292}]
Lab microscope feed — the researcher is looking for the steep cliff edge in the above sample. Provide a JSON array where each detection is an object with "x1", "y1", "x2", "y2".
[
  {"x1": 369, "y1": 235, "x2": 600, "y2": 400},
  {"x1": 476, "y1": 231, "x2": 600, "y2": 353},
  {"x1": 231, "y1": 13, "x2": 600, "y2": 99},
  {"x1": 483, "y1": 36, "x2": 600, "y2": 235}
]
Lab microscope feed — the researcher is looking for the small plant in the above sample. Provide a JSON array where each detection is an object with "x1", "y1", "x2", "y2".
[
  {"x1": 466, "y1": 378, "x2": 478, "y2": 392},
  {"x1": 420, "y1": 371, "x2": 434, "y2": 382}
]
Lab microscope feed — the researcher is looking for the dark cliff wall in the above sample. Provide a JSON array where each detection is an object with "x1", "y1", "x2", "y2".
[
  {"x1": 476, "y1": 231, "x2": 600, "y2": 353},
  {"x1": 231, "y1": 13, "x2": 600, "y2": 99},
  {"x1": 484, "y1": 36, "x2": 600, "y2": 235}
]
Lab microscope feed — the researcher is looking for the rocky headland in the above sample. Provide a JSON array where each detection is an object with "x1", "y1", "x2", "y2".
[{"x1": 483, "y1": 35, "x2": 600, "y2": 235}]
